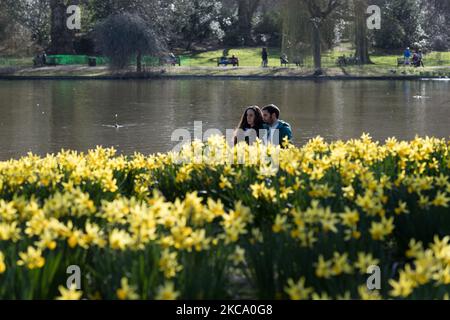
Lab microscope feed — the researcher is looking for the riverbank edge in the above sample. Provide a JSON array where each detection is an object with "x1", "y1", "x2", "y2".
[{"x1": 1, "y1": 73, "x2": 449, "y2": 81}]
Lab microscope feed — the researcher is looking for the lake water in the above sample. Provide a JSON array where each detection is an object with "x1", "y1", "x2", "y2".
[{"x1": 0, "y1": 79, "x2": 449, "y2": 160}]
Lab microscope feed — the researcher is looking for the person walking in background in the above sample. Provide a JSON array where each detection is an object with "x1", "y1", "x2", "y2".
[
  {"x1": 412, "y1": 49, "x2": 425, "y2": 67},
  {"x1": 404, "y1": 47, "x2": 411, "y2": 65},
  {"x1": 417, "y1": 49, "x2": 424, "y2": 67},
  {"x1": 412, "y1": 50, "x2": 419, "y2": 66},
  {"x1": 41, "y1": 51, "x2": 47, "y2": 65},
  {"x1": 262, "y1": 47, "x2": 268, "y2": 67}
]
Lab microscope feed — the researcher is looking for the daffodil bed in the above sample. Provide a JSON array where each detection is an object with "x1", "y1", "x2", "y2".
[{"x1": 0, "y1": 135, "x2": 449, "y2": 300}]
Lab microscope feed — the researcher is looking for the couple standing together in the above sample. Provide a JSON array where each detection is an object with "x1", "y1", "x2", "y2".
[{"x1": 234, "y1": 104, "x2": 292, "y2": 147}]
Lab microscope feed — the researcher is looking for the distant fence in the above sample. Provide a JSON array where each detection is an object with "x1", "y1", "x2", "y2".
[
  {"x1": 45, "y1": 55, "x2": 189, "y2": 66},
  {"x1": 0, "y1": 55, "x2": 190, "y2": 67},
  {"x1": 47, "y1": 54, "x2": 107, "y2": 65}
]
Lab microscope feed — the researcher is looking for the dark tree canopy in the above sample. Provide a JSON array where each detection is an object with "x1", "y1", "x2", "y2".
[
  {"x1": 94, "y1": 12, "x2": 164, "y2": 71},
  {"x1": 0, "y1": 0, "x2": 448, "y2": 64}
]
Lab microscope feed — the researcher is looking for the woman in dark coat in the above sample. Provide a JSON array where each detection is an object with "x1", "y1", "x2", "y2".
[{"x1": 234, "y1": 106, "x2": 266, "y2": 145}]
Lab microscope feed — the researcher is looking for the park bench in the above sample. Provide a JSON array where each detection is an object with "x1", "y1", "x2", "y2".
[
  {"x1": 217, "y1": 56, "x2": 239, "y2": 67},
  {"x1": 280, "y1": 55, "x2": 304, "y2": 67},
  {"x1": 159, "y1": 55, "x2": 181, "y2": 66},
  {"x1": 397, "y1": 57, "x2": 406, "y2": 66},
  {"x1": 293, "y1": 57, "x2": 304, "y2": 67},
  {"x1": 336, "y1": 55, "x2": 360, "y2": 67}
]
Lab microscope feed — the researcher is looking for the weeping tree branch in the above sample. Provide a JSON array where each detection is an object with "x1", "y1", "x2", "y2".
[
  {"x1": 301, "y1": 0, "x2": 343, "y2": 74},
  {"x1": 95, "y1": 12, "x2": 165, "y2": 72}
]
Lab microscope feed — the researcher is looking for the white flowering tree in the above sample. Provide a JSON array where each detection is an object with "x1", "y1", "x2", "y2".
[{"x1": 167, "y1": 0, "x2": 226, "y2": 50}]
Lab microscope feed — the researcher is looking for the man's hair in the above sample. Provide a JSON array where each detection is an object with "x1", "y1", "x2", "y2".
[{"x1": 262, "y1": 104, "x2": 280, "y2": 119}]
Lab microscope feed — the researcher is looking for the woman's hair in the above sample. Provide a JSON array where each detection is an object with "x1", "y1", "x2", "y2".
[
  {"x1": 234, "y1": 106, "x2": 264, "y2": 145},
  {"x1": 236, "y1": 106, "x2": 264, "y2": 130}
]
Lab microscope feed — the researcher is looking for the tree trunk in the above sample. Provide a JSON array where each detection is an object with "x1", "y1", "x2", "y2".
[
  {"x1": 238, "y1": 1, "x2": 252, "y2": 45},
  {"x1": 354, "y1": 0, "x2": 371, "y2": 64},
  {"x1": 48, "y1": 0, "x2": 77, "y2": 54},
  {"x1": 303, "y1": 0, "x2": 342, "y2": 75},
  {"x1": 136, "y1": 50, "x2": 142, "y2": 72},
  {"x1": 311, "y1": 20, "x2": 322, "y2": 73},
  {"x1": 237, "y1": 0, "x2": 260, "y2": 46}
]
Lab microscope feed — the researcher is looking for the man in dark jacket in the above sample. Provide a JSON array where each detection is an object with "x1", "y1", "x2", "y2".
[
  {"x1": 262, "y1": 48, "x2": 268, "y2": 67},
  {"x1": 262, "y1": 104, "x2": 293, "y2": 147}
]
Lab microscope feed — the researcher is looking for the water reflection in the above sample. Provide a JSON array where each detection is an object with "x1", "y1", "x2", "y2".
[{"x1": 0, "y1": 79, "x2": 448, "y2": 159}]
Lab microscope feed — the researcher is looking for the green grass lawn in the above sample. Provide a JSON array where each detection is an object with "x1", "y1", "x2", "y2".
[
  {"x1": 1, "y1": 46, "x2": 449, "y2": 78},
  {"x1": 2, "y1": 47, "x2": 449, "y2": 69},
  {"x1": 184, "y1": 47, "x2": 282, "y2": 67},
  {"x1": 0, "y1": 56, "x2": 33, "y2": 67},
  {"x1": 182, "y1": 47, "x2": 450, "y2": 68}
]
